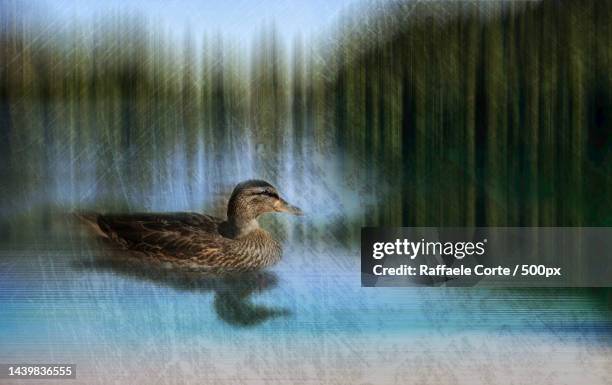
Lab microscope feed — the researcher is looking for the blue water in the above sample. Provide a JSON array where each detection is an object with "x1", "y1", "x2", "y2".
[
  {"x1": 1, "y1": 237, "x2": 611, "y2": 357},
  {"x1": 0, "y1": 230, "x2": 611, "y2": 385}
]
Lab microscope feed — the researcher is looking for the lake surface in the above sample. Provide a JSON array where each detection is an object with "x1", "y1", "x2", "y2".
[{"x1": 0, "y1": 232, "x2": 611, "y2": 384}]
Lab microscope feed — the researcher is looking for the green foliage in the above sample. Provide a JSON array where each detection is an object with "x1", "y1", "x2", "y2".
[
  {"x1": 324, "y1": 0, "x2": 611, "y2": 226},
  {"x1": 0, "y1": 0, "x2": 610, "y2": 242}
]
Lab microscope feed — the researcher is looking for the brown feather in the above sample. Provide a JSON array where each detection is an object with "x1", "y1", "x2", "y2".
[{"x1": 76, "y1": 180, "x2": 299, "y2": 273}]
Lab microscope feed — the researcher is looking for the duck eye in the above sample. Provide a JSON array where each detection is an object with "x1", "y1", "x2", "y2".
[{"x1": 258, "y1": 191, "x2": 279, "y2": 199}]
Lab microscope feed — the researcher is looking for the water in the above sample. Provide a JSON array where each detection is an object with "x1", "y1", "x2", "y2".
[{"x1": 1, "y1": 230, "x2": 611, "y2": 384}]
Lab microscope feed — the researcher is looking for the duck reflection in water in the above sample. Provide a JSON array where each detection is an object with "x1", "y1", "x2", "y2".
[{"x1": 75, "y1": 257, "x2": 290, "y2": 327}]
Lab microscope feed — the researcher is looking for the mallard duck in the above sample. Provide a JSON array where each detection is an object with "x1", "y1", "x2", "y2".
[{"x1": 78, "y1": 180, "x2": 302, "y2": 272}]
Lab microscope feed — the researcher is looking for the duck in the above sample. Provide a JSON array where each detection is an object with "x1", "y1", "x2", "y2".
[{"x1": 78, "y1": 180, "x2": 302, "y2": 273}]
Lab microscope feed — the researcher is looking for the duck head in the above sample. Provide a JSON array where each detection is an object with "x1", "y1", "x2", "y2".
[{"x1": 226, "y1": 180, "x2": 302, "y2": 237}]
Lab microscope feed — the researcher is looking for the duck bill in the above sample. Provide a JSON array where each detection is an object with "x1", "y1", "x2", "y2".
[{"x1": 274, "y1": 198, "x2": 303, "y2": 216}]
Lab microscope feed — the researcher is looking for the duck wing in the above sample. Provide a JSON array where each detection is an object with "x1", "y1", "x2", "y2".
[{"x1": 97, "y1": 212, "x2": 225, "y2": 258}]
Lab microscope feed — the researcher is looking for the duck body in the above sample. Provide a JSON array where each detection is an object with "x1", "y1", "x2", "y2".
[{"x1": 80, "y1": 180, "x2": 301, "y2": 273}]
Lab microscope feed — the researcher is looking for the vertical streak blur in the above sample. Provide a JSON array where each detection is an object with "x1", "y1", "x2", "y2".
[{"x1": 0, "y1": 1, "x2": 610, "y2": 245}]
